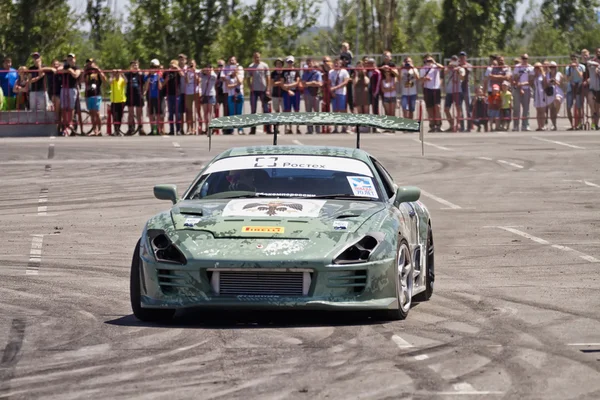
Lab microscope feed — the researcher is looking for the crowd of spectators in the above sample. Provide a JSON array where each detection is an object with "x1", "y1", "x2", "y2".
[{"x1": 0, "y1": 44, "x2": 598, "y2": 136}]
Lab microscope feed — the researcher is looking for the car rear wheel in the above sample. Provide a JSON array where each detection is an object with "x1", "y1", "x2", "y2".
[
  {"x1": 377, "y1": 238, "x2": 413, "y2": 321},
  {"x1": 414, "y1": 224, "x2": 434, "y2": 302},
  {"x1": 130, "y1": 239, "x2": 175, "y2": 323}
]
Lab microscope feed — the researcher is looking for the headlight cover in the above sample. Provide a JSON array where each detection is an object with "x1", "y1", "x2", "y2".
[
  {"x1": 147, "y1": 229, "x2": 187, "y2": 265},
  {"x1": 332, "y1": 232, "x2": 385, "y2": 265}
]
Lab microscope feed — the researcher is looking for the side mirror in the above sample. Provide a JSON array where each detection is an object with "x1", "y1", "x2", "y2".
[
  {"x1": 154, "y1": 184, "x2": 179, "y2": 204},
  {"x1": 393, "y1": 186, "x2": 420, "y2": 207}
]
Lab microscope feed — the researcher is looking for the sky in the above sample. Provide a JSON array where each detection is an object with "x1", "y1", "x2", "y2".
[{"x1": 68, "y1": 0, "x2": 532, "y2": 30}]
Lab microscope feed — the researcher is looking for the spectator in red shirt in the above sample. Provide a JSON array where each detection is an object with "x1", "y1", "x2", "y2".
[{"x1": 487, "y1": 84, "x2": 502, "y2": 131}]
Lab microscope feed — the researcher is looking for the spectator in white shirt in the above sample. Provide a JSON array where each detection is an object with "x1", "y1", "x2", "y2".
[
  {"x1": 458, "y1": 51, "x2": 473, "y2": 131},
  {"x1": 511, "y1": 53, "x2": 534, "y2": 131},
  {"x1": 419, "y1": 54, "x2": 443, "y2": 132},
  {"x1": 443, "y1": 56, "x2": 465, "y2": 132},
  {"x1": 328, "y1": 58, "x2": 351, "y2": 133},
  {"x1": 199, "y1": 64, "x2": 217, "y2": 135},
  {"x1": 226, "y1": 65, "x2": 244, "y2": 134}
]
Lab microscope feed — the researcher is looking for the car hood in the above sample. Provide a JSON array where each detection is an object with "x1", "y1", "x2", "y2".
[{"x1": 169, "y1": 198, "x2": 386, "y2": 239}]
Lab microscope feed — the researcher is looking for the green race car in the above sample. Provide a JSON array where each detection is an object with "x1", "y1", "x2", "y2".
[{"x1": 130, "y1": 113, "x2": 434, "y2": 322}]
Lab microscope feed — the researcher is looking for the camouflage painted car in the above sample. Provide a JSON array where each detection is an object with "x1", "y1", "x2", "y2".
[{"x1": 130, "y1": 145, "x2": 435, "y2": 322}]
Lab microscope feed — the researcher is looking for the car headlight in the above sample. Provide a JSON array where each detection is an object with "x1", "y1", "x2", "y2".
[
  {"x1": 147, "y1": 229, "x2": 187, "y2": 265},
  {"x1": 333, "y1": 233, "x2": 385, "y2": 265}
]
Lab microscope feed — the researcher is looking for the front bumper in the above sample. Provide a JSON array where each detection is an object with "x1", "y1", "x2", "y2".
[{"x1": 138, "y1": 249, "x2": 398, "y2": 311}]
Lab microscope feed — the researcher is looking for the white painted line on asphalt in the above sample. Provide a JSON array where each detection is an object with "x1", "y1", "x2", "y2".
[
  {"x1": 172, "y1": 141, "x2": 180, "y2": 148},
  {"x1": 37, "y1": 188, "x2": 49, "y2": 216},
  {"x1": 50, "y1": 136, "x2": 56, "y2": 139},
  {"x1": 414, "y1": 354, "x2": 429, "y2": 360},
  {"x1": 292, "y1": 139, "x2": 303, "y2": 145},
  {"x1": 533, "y1": 136, "x2": 585, "y2": 149},
  {"x1": 413, "y1": 139, "x2": 452, "y2": 151},
  {"x1": 497, "y1": 159, "x2": 524, "y2": 169},
  {"x1": 584, "y1": 180, "x2": 600, "y2": 188},
  {"x1": 477, "y1": 156, "x2": 493, "y2": 161},
  {"x1": 497, "y1": 227, "x2": 600, "y2": 263},
  {"x1": 563, "y1": 179, "x2": 600, "y2": 188},
  {"x1": 391, "y1": 334, "x2": 414, "y2": 348},
  {"x1": 567, "y1": 343, "x2": 600, "y2": 346},
  {"x1": 429, "y1": 390, "x2": 504, "y2": 395},
  {"x1": 454, "y1": 383, "x2": 476, "y2": 392},
  {"x1": 421, "y1": 190, "x2": 462, "y2": 209},
  {"x1": 28, "y1": 235, "x2": 44, "y2": 275}
]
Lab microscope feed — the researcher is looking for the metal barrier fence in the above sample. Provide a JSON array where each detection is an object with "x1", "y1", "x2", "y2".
[{"x1": 0, "y1": 62, "x2": 593, "y2": 135}]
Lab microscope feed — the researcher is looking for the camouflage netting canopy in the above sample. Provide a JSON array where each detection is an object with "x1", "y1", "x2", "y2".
[{"x1": 208, "y1": 112, "x2": 421, "y2": 132}]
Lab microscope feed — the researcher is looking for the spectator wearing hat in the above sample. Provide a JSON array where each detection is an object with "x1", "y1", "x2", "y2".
[
  {"x1": 511, "y1": 53, "x2": 534, "y2": 131},
  {"x1": 565, "y1": 54, "x2": 586, "y2": 130},
  {"x1": 27, "y1": 52, "x2": 52, "y2": 111},
  {"x1": 458, "y1": 51, "x2": 473, "y2": 131},
  {"x1": 419, "y1": 55, "x2": 443, "y2": 132},
  {"x1": 269, "y1": 58, "x2": 285, "y2": 134},
  {"x1": 532, "y1": 62, "x2": 549, "y2": 130},
  {"x1": 546, "y1": 61, "x2": 564, "y2": 131},
  {"x1": 0, "y1": 57, "x2": 18, "y2": 111},
  {"x1": 328, "y1": 57, "x2": 351, "y2": 133},
  {"x1": 57, "y1": 53, "x2": 81, "y2": 136},
  {"x1": 124, "y1": 60, "x2": 145, "y2": 135},
  {"x1": 83, "y1": 58, "x2": 107, "y2": 136},
  {"x1": 247, "y1": 52, "x2": 271, "y2": 134},
  {"x1": 301, "y1": 57, "x2": 323, "y2": 133},
  {"x1": 46, "y1": 59, "x2": 63, "y2": 131},
  {"x1": 443, "y1": 56, "x2": 465, "y2": 132},
  {"x1": 282, "y1": 55, "x2": 301, "y2": 134}
]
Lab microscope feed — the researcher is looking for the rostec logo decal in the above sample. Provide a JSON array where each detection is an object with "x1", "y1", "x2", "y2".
[
  {"x1": 241, "y1": 226, "x2": 285, "y2": 233},
  {"x1": 281, "y1": 162, "x2": 325, "y2": 169},
  {"x1": 254, "y1": 157, "x2": 278, "y2": 168}
]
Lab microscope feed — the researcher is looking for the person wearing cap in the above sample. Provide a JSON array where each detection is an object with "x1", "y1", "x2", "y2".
[
  {"x1": 83, "y1": 58, "x2": 107, "y2": 136},
  {"x1": 0, "y1": 57, "x2": 18, "y2": 111},
  {"x1": 282, "y1": 55, "x2": 301, "y2": 134},
  {"x1": 27, "y1": 52, "x2": 52, "y2": 112},
  {"x1": 301, "y1": 58, "x2": 323, "y2": 133},
  {"x1": 511, "y1": 53, "x2": 534, "y2": 131},
  {"x1": 458, "y1": 51, "x2": 473, "y2": 131},
  {"x1": 419, "y1": 55, "x2": 443, "y2": 132},
  {"x1": 531, "y1": 62, "x2": 549, "y2": 130},
  {"x1": 57, "y1": 53, "x2": 81, "y2": 136},
  {"x1": 565, "y1": 54, "x2": 586, "y2": 130},
  {"x1": 487, "y1": 84, "x2": 502, "y2": 131}
]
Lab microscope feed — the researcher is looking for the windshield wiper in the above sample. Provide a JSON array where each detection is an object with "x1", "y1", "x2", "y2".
[{"x1": 309, "y1": 194, "x2": 378, "y2": 201}]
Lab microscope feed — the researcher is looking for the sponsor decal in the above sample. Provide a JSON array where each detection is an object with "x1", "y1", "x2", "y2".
[
  {"x1": 333, "y1": 220, "x2": 349, "y2": 230},
  {"x1": 183, "y1": 217, "x2": 202, "y2": 227},
  {"x1": 222, "y1": 199, "x2": 326, "y2": 217},
  {"x1": 347, "y1": 176, "x2": 378, "y2": 198},
  {"x1": 242, "y1": 226, "x2": 285, "y2": 233},
  {"x1": 203, "y1": 155, "x2": 374, "y2": 177}
]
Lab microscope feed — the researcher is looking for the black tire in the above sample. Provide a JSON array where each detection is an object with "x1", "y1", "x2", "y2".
[
  {"x1": 377, "y1": 237, "x2": 413, "y2": 321},
  {"x1": 130, "y1": 239, "x2": 176, "y2": 322},
  {"x1": 414, "y1": 224, "x2": 434, "y2": 302}
]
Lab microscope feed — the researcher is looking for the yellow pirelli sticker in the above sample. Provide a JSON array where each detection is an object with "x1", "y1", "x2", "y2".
[{"x1": 241, "y1": 226, "x2": 285, "y2": 233}]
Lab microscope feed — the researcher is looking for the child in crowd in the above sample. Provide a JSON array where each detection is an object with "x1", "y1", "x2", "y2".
[
  {"x1": 500, "y1": 80, "x2": 513, "y2": 130},
  {"x1": 472, "y1": 86, "x2": 488, "y2": 132},
  {"x1": 488, "y1": 84, "x2": 502, "y2": 131}
]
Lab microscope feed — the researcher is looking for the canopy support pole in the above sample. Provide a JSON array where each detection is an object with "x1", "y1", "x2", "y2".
[
  {"x1": 273, "y1": 125, "x2": 278, "y2": 145},
  {"x1": 208, "y1": 128, "x2": 212, "y2": 151},
  {"x1": 356, "y1": 125, "x2": 360, "y2": 148}
]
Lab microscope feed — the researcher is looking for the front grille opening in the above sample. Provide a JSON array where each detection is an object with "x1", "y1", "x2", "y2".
[
  {"x1": 353, "y1": 270, "x2": 367, "y2": 294},
  {"x1": 157, "y1": 269, "x2": 189, "y2": 294},
  {"x1": 210, "y1": 270, "x2": 312, "y2": 297}
]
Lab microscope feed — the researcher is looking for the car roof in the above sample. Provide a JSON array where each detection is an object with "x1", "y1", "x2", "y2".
[{"x1": 215, "y1": 145, "x2": 373, "y2": 163}]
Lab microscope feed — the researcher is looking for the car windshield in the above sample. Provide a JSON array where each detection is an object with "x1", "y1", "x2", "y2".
[{"x1": 186, "y1": 155, "x2": 382, "y2": 201}]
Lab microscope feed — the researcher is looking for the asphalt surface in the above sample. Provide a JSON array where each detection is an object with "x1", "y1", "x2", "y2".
[{"x1": 1, "y1": 129, "x2": 600, "y2": 399}]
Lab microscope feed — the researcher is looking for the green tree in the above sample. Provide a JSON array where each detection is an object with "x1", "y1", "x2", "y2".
[
  {"x1": 86, "y1": 0, "x2": 112, "y2": 47},
  {"x1": 437, "y1": 0, "x2": 521, "y2": 58},
  {"x1": 127, "y1": 0, "x2": 174, "y2": 65}
]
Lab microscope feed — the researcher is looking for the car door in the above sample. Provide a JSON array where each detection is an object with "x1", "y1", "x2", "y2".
[{"x1": 370, "y1": 157, "x2": 419, "y2": 248}]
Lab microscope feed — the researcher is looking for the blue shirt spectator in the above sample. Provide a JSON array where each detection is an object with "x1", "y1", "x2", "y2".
[
  {"x1": 146, "y1": 73, "x2": 163, "y2": 98},
  {"x1": 0, "y1": 58, "x2": 18, "y2": 99},
  {"x1": 301, "y1": 65, "x2": 323, "y2": 97}
]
